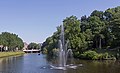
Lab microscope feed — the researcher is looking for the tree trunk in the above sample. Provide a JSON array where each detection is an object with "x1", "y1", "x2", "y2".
[
  {"x1": 96, "y1": 40, "x2": 98, "y2": 48},
  {"x1": 99, "y1": 38, "x2": 101, "y2": 49}
]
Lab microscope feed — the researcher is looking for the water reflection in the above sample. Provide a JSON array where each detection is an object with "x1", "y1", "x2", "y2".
[
  {"x1": 0, "y1": 54, "x2": 120, "y2": 73},
  {"x1": 46, "y1": 55, "x2": 120, "y2": 73},
  {"x1": 0, "y1": 55, "x2": 24, "y2": 73},
  {"x1": 75, "y1": 60, "x2": 120, "y2": 73}
]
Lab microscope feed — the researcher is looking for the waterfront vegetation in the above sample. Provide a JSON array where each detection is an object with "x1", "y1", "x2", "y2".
[
  {"x1": 0, "y1": 32, "x2": 41, "y2": 58},
  {"x1": 42, "y1": 6, "x2": 120, "y2": 60},
  {"x1": 0, "y1": 51, "x2": 25, "y2": 58},
  {"x1": 28, "y1": 42, "x2": 41, "y2": 50},
  {"x1": 79, "y1": 50, "x2": 116, "y2": 60},
  {"x1": 0, "y1": 32, "x2": 25, "y2": 58},
  {"x1": 0, "y1": 32, "x2": 24, "y2": 51}
]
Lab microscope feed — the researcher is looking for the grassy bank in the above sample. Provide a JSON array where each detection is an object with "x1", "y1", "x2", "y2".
[{"x1": 0, "y1": 51, "x2": 25, "y2": 58}]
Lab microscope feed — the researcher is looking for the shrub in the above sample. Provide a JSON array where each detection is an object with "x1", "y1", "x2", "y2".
[
  {"x1": 42, "y1": 48, "x2": 48, "y2": 54},
  {"x1": 81, "y1": 50, "x2": 99, "y2": 60},
  {"x1": 98, "y1": 54, "x2": 103, "y2": 60},
  {"x1": 80, "y1": 50, "x2": 116, "y2": 60},
  {"x1": 74, "y1": 51, "x2": 80, "y2": 58},
  {"x1": 102, "y1": 52, "x2": 109, "y2": 59}
]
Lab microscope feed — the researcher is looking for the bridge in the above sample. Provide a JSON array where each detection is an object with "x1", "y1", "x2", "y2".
[{"x1": 23, "y1": 49, "x2": 40, "y2": 53}]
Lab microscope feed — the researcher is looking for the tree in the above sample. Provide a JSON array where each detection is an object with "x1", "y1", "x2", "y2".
[
  {"x1": 42, "y1": 6, "x2": 120, "y2": 58},
  {"x1": 63, "y1": 16, "x2": 87, "y2": 52},
  {"x1": 0, "y1": 32, "x2": 24, "y2": 51},
  {"x1": 103, "y1": 6, "x2": 120, "y2": 48},
  {"x1": 88, "y1": 16, "x2": 105, "y2": 49},
  {"x1": 110, "y1": 13, "x2": 120, "y2": 47},
  {"x1": 90, "y1": 10, "x2": 104, "y2": 20},
  {"x1": 28, "y1": 42, "x2": 40, "y2": 50}
]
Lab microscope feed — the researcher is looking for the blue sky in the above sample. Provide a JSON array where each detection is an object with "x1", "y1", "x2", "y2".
[{"x1": 0, "y1": 0, "x2": 120, "y2": 43}]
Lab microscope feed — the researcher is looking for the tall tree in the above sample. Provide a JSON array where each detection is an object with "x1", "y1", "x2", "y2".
[
  {"x1": 28, "y1": 42, "x2": 40, "y2": 50},
  {"x1": 42, "y1": 6, "x2": 120, "y2": 57},
  {"x1": 0, "y1": 32, "x2": 24, "y2": 51},
  {"x1": 88, "y1": 16, "x2": 105, "y2": 49},
  {"x1": 91, "y1": 10, "x2": 104, "y2": 20},
  {"x1": 110, "y1": 13, "x2": 120, "y2": 47}
]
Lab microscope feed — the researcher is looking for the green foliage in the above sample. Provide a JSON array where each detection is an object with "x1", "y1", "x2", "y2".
[
  {"x1": 80, "y1": 51, "x2": 115, "y2": 60},
  {"x1": 102, "y1": 52, "x2": 109, "y2": 59},
  {"x1": 81, "y1": 50, "x2": 99, "y2": 60},
  {"x1": 42, "y1": 48, "x2": 48, "y2": 54},
  {"x1": 28, "y1": 42, "x2": 40, "y2": 50},
  {"x1": 42, "y1": 6, "x2": 120, "y2": 59},
  {"x1": 0, "y1": 32, "x2": 24, "y2": 51},
  {"x1": 90, "y1": 10, "x2": 104, "y2": 20}
]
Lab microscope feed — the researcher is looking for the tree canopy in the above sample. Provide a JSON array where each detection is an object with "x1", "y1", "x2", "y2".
[
  {"x1": 28, "y1": 42, "x2": 41, "y2": 50},
  {"x1": 42, "y1": 6, "x2": 120, "y2": 57},
  {"x1": 0, "y1": 32, "x2": 24, "y2": 51}
]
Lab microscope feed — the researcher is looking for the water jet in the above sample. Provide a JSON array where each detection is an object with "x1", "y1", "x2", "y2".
[{"x1": 50, "y1": 24, "x2": 82, "y2": 70}]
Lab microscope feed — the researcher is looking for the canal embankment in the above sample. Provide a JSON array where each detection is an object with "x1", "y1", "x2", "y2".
[{"x1": 0, "y1": 51, "x2": 25, "y2": 58}]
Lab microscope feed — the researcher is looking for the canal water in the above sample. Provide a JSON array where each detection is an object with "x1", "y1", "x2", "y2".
[{"x1": 0, "y1": 53, "x2": 120, "y2": 73}]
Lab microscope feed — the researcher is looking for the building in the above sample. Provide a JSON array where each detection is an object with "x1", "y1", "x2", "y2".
[{"x1": 23, "y1": 42, "x2": 28, "y2": 50}]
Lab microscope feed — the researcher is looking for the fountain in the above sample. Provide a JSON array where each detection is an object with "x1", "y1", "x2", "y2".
[{"x1": 50, "y1": 24, "x2": 82, "y2": 70}]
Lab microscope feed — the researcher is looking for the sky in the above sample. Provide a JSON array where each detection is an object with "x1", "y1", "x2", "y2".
[{"x1": 0, "y1": 0, "x2": 120, "y2": 44}]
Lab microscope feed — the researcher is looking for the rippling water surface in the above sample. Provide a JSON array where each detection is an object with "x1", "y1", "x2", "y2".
[{"x1": 0, "y1": 53, "x2": 120, "y2": 73}]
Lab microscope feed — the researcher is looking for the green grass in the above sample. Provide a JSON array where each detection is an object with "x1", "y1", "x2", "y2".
[{"x1": 0, "y1": 51, "x2": 25, "y2": 58}]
